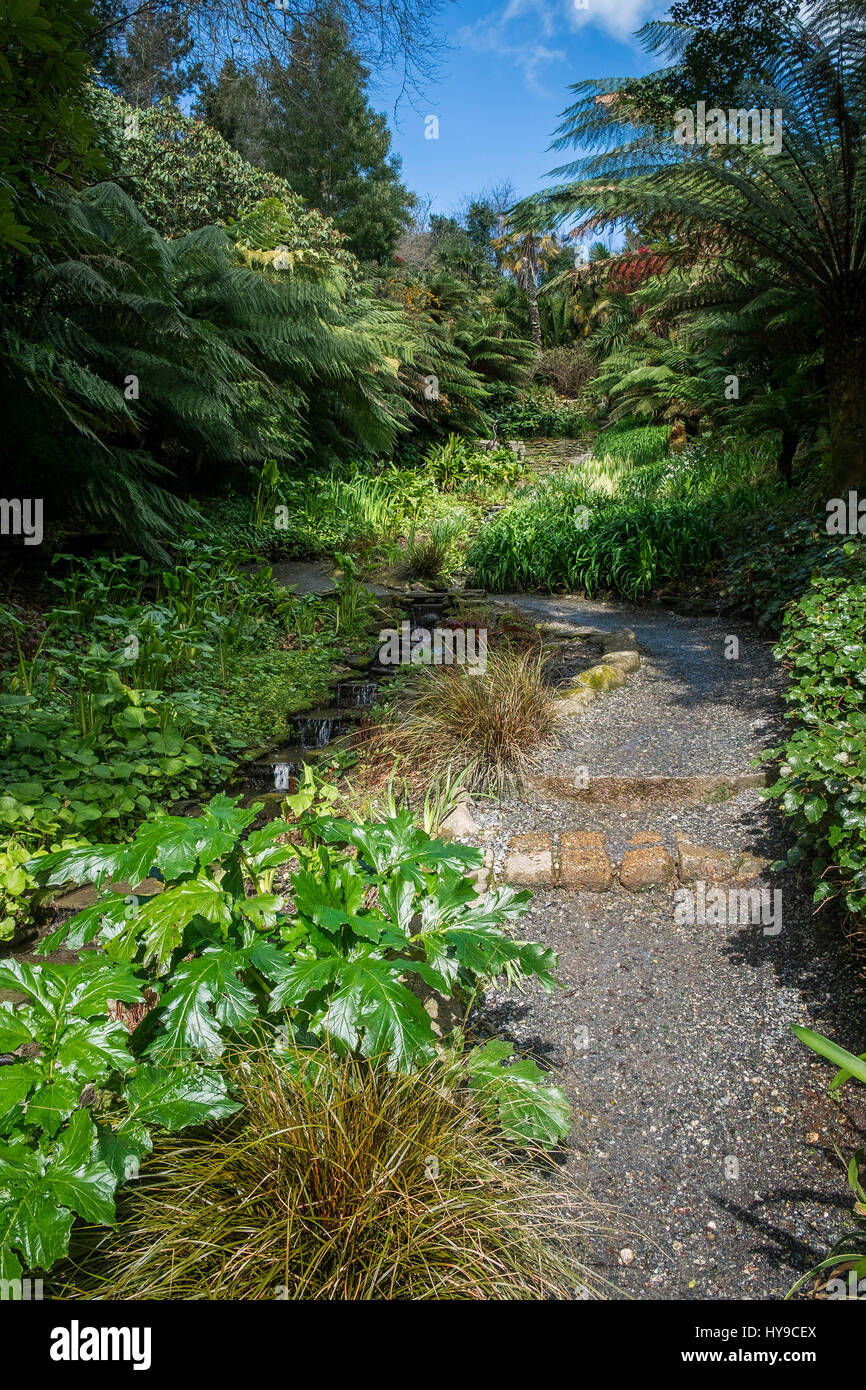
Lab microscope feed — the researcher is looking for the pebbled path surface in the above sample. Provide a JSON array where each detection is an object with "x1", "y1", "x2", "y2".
[{"x1": 471, "y1": 593, "x2": 866, "y2": 1300}]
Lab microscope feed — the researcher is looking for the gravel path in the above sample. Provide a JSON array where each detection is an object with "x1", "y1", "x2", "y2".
[
  {"x1": 493, "y1": 592, "x2": 786, "y2": 777},
  {"x1": 472, "y1": 593, "x2": 866, "y2": 1300}
]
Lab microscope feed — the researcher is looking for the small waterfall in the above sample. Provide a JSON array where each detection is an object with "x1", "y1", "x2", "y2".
[{"x1": 336, "y1": 681, "x2": 379, "y2": 708}]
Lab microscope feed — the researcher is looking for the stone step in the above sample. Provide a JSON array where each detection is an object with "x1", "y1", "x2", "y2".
[{"x1": 528, "y1": 772, "x2": 767, "y2": 805}]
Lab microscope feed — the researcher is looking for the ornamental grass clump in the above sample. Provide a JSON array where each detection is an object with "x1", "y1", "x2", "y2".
[
  {"x1": 379, "y1": 647, "x2": 559, "y2": 794},
  {"x1": 60, "y1": 1046, "x2": 595, "y2": 1301}
]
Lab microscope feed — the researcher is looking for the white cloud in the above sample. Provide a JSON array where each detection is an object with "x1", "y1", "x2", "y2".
[
  {"x1": 458, "y1": 16, "x2": 566, "y2": 97},
  {"x1": 459, "y1": 0, "x2": 659, "y2": 95},
  {"x1": 566, "y1": 0, "x2": 658, "y2": 42}
]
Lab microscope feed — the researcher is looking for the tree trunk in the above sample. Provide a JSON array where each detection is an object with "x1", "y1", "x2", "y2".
[
  {"x1": 778, "y1": 428, "x2": 797, "y2": 488},
  {"x1": 822, "y1": 297, "x2": 866, "y2": 493},
  {"x1": 527, "y1": 284, "x2": 542, "y2": 350}
]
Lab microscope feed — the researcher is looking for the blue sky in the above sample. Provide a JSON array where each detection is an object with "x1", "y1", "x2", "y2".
[{"x1": 376, "y1": 0, "x2": 666, "y2": 215}]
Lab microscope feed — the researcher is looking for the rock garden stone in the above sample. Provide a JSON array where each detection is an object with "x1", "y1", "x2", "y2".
[
  {"x1": 603, "y1": 650, "x2": 640, "y2": 674},
  {"x1": 600, "y1": 628, "x2": 638, "y2": 654},
  {"x1": 577, "y1": 662, "x2": 627, "y2": 692},
  {"x1": 439, "y1": 802, "x2": 479, "y2": 840}
]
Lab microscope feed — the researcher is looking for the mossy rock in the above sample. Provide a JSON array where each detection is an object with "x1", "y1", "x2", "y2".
[{"x1": 577, "y1": 663, "x2": 627, "y2": 693}]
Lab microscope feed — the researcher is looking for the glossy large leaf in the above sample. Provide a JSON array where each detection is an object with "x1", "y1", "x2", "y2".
[
  {"x1": 466, "y1": 1040, "x2": 570, "y2": 1148},
  {"x1": 319, "y1": 952, "x2": 437, "y2": 1068},
  {"x1": 109, "y1": 879, "x2": 233, "y2": 967},
  {"x1": 44, "y1": 1109, "x2": 118, "y2": 1226},
  {"x1": 0, "y1": 1003, "x2": 35, "y2": 1052},
  {"x1": 145, "y1": 949, "x2": 258, "y2": 1062},
  {"x1": 123, "y1": 1064, "x2": 240, "y2": 1130},
  {"x1": 267, "y1": 952, "x2": 341, "y2": 1010}
]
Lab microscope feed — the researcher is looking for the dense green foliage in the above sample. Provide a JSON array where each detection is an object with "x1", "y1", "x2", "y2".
[
  {"x1": 525, "y1": 5, "x2": 866, "y2": 490},
  {"x1": 0, "y1": 789, "x2": 569, "y2": 1278},
  {"x1": 0, "y1": 543, "x2": 370, "y2": 940},
  {"x1": 199, "y1": 9, "x2": 414, "y2": 263},
  {"x1": 0, "y1": 948, "x2": 238, "y2": 1284},
  {"x1": 494, "y1": 385, "x2": 586, "y2": 438},
  {"x1": 104, "y1": 92, "x2": 357, "y2": 266},
  {"x1": 765, "y1": 555, "x2": 866, "y2": 919},
  {"x1": 470, "y1": 442, "x2": 772, "y2": 596},
  {"x1": 0, "y1": 0, "x2": 104, "y2": 254}
]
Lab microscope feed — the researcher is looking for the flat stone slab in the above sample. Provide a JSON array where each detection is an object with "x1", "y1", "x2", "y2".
[
  {"x1": 528, "y1": 773, "x2": 767, "y2": 805},
  {"x1": 51, "y1": 876, "x2": 163, "y2": 911},
  {"x1": 535, "y1": 621, "x2": 600, "y2": 638},
  {"x1": 267, "y1": 561, "x2": 337, "y2": 595}
]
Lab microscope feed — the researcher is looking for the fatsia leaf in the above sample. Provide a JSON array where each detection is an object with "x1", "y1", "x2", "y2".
[
  {"x1": 0, "y1": 1003, "x2": 35, "y2": 1052},
  {"x1": 378, "y1": 876, "x2": 416, "y2": 936},
  {"x1": 440, "y1": 922, "x2": 524, "y2": 978},
  {"x1": 512, "y1": 941, "x2": 560, "y2": 992},
  {"x1": 0, "y1": 1062, "x2": 43, "y2": 1122},
  {"x1": 314, "y1": 813, "x2": 481, "y2": 878},
  {"x1": 0, "y1": 1134, "x2": 76, "y2": 1270},
  {"x1": 26, "y1": 842, "x2": 123, "y2": 890},
  {"x1": 465, "y1": 1040, "x2": 570, "y2": 1148},
  {"x1": 420, "y1": 878, "x2": 530, "y2": 934},
  {"x1": 0, "y1": 1243, "x2": 22, "y2": 1283},
  {"x1": 319, "y1": 953, "x2": 437, "y2": 1069},
  {"x1": 43, "y1": 1109, "x2": 118, "y2": 1226},
  {"x1": 109, "y1": 879, "x2": 233, "y2": 968},
  {"x1": 0, "y1": 957, "x2": 142, "y2": 1024},
  {"x1": 238, "y1": 892, "x2": 284, "y2": 931},
  {"x1": 145, "y1": 949, "x2": 258, "y2": 1062},
  {"x1": 243, "y1": 819, "x2": 296, "y2": 872},
  {"x1": 36, "y1": 892, "x2": 132, "y2": 955},
  {"x1": 116, "y1": 815, "x2": 240, "y2": 884},
  {"x1": 24, "y1": 1077, "x2": 82, "y2": 1137},
  {"x1": 267, "y1": 952, "x2": 341, "y2": 1011},
  {"x1": 96, "y1": 1119, "x2": 152, "y2": 1184},
  {"x1": 123, "y1": 1064, "x2": 240, "y2": 1131},
  {"x1": 54, "y1": 1018, "x2": 134, "y2": 1083}
]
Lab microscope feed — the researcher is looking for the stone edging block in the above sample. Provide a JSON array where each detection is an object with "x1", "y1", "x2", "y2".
[
  {"x1": 501, "y1": 830, "x2": 772, "y2": 894},
  {"x1": 559, "y1": 831, "x2": 614, "y2": 891}
]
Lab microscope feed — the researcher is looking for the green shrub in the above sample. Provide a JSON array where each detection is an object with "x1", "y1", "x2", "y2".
[
  {"x1": 422, "y1": 435, "x2": 524, "y2": 493},
  {"x1": 402, "y1": 514, "x2": 469, "y2": 583},
  {"x1": 764, "y1": 553, "x2": 866, "y2": 922},
  {"x1": 495, "y1": 385, "x2": 586, "y2": 438},
  {"x1": 530, "y1": 344, "x2": 596, "y2": 398},
  {"x1": 104, "y1": 93, "x2": 356, "y2": 270},
  {"x1": 0, "y1": 947, "x2": 238, "y2": 1286},
  {"x1": 723, "y1": 516, "x2": 851, "y2": 629},
  {"x1": 32, "y1": 797, "x2": 565, "y2": 1114},
  {"x1": 2, "y1": 793, "x2": 568, "y2": 1281}
]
